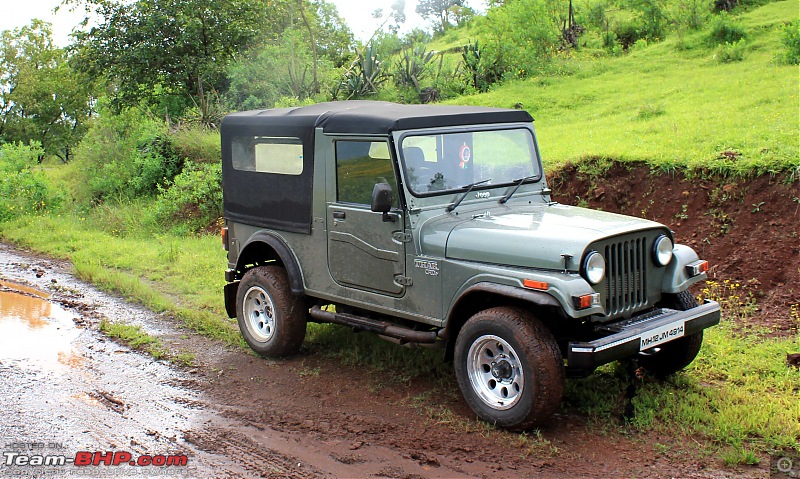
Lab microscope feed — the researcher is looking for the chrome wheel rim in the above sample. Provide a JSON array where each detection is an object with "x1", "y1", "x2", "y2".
[
  {"x1": 243, "y1": 286, "x2": 275, "y2": 342},
  {"x1": 467, "y1": 335, "x2": 524, "y2": 410}
]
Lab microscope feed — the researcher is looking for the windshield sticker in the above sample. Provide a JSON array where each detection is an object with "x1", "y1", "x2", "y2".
[{"x1": 459, "y1": 143, "x2": 471, "y2": 169}]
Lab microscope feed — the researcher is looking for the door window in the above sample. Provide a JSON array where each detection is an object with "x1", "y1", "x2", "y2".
[{"x1": 335, "y1": 141, "x2": 398, "y2": 206}]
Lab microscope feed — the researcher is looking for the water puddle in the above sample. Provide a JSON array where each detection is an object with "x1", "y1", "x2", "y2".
[{"x1": 0, "y1": 285, "x2": 81, "y2": 373}]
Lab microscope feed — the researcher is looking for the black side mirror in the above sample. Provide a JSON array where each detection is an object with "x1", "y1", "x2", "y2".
[{"x1": 371, "y1": 183, "x2": 396, "y2": 222}]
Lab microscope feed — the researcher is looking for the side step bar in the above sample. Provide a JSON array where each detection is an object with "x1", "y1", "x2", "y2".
[{"x1": 309, "y1": 306, "x2": 441, "y2": 344}]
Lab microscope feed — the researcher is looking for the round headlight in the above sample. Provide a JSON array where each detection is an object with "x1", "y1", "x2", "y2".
[
  {"x1": 653, "y1": 235, "x2": 674, "y2": 266},
  {"x1": 583, "y1": 251, "x2": 606, "y2": 284}
]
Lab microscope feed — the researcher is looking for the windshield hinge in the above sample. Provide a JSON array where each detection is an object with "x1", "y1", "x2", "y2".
[{"x1": 392, "y1": 231, "x2": 412, "y2": 243}]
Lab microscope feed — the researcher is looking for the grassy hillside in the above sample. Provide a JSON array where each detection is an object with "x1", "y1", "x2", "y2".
[{"x1": 447, "y1": 0, "x2": 800, "y2": 174}]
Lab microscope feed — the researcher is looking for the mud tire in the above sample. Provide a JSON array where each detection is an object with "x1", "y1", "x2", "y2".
[
  {"x1": 236, "y1": 265, "x2": 306, "y2": 357},
  {"x1": 639, "y1": 291, "x2": 703, "y2": 377},
  {"x1": 454, "y1": 307, "x2": 564, "y2": 430}
]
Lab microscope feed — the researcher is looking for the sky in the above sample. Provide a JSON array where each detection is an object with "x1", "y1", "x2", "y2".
[{"x1": 0, "y1": 0, "x2": 479, "y2": 47}]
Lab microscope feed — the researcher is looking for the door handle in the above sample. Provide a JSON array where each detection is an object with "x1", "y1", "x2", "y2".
[{"x1": 333, "y1": 211, "x2": 346, "y2": 220}]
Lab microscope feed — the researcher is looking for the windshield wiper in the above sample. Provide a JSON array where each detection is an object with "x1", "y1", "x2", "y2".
[
  {"x1": 498, "y1": 175, "x2": 536, "y2": 204},
  {"x1": 446, "y1": 179, "x2": 492, "y2": 212}
]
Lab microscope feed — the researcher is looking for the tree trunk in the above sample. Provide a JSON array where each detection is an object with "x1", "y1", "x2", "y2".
[{"x1": 297, "y1": 0, "x2": 319, "y2": 94}]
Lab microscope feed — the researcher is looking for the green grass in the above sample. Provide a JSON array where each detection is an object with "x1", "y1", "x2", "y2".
[
  {"x1": 99, "y1": 319, "x2": 169, "y2": 359},
  {"x1": 99, "y1": 318, "x2": 197, "y2": 366},
  {"x1": 1, "y1": 213, "x2": 244, "y2": 349},
  {"x1": 446, "y1": 0, "x2": 800, "y2": 176}
]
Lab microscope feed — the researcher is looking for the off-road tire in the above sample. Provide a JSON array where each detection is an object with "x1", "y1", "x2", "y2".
[
  {"x1": 639, "y1": 291, "x2": 703, "y2": 377},
  {"x1": 236, "y1": 265, "x2": 306, "y2": 357},
  {"x1": 454, "y1": 307, "x2": 564, "y2": 430}
]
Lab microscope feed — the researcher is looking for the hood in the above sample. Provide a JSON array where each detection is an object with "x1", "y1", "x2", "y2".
[{"x1": 418, "y1": 203, "x2": 666, "y2": 271}]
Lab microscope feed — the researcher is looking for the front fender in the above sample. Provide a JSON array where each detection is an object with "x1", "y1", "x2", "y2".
[
  {"x1": 443, "y1": 264, "x2": 601, "y2": 326},
  {"x1": 661, "y1": 244, "x2": 707, "y2": 293}
]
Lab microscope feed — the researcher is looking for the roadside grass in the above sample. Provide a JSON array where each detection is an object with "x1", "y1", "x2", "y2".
[
  {"x1": 99, "y1": 319, "x2": 169, "y2": 359},
  {"x1": 0, "y1": 213, "x2": 244, "y2": 350},
  {"x1": 447, "y1": 0, "x2": 800, "y2": 176},
  {"x1": 99, "y1": 318, "x2": 197, "y2": 366}
]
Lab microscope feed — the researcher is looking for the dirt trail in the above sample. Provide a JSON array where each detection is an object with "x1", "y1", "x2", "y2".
[{"x1": 0, "y1": 242, "x2": 768, "y2": 479}]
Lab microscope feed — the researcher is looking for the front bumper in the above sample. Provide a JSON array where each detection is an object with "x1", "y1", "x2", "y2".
[{"x1": 567, "y1": 300, "x2": 720, "y2": 371}]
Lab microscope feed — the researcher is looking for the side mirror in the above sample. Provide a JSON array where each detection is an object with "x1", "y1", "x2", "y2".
[{"x1": 371, "y1": 183, "x2": 396, "y2": 222}]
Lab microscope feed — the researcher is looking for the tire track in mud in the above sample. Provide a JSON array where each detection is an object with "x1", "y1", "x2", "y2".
[{"x1": 184, "y1": 427, "x2": 326, "y2": 479}]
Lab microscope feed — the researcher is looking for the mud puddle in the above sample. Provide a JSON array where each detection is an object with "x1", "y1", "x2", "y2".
[
  {"x1": 0, "y1": 247, "x2": 326, "y2": 479},
  {"x1": 0, "y1": 285, "x2": 80, "y2": 373}
]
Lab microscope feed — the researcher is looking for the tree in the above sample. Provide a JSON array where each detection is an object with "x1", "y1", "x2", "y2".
[
  {"x1": 69, "y1": 0, "x2": 269, "y2": 120},
  {"x1": 415, "y1": 0, "x2": 465, "y2": 33},
  {"x1": 0, "y1": 20, "x2": 94, "y2": 162}
]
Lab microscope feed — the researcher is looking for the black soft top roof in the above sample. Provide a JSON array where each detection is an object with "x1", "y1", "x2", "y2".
[{"x1": 221, "y1": 100, "x2": 533, "y2": 135}]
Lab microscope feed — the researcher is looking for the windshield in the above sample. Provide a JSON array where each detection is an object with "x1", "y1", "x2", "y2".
[{"x1": 400, "y1": 128, "x2": 540, "y2": 196}]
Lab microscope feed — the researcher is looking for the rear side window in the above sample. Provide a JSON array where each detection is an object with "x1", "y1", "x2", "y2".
[
  {"x1": 232, "y1": 136, "x2": 303, "y2": 175},
  {"x1": 335, "y1": 141, "x2": 398, "y2": 206}
]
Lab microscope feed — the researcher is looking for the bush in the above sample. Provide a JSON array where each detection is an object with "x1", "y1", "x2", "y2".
[
  {"x1": 474, "y1": 0, "x2": 562, "y2": 88},
  {"x1": 614, "y1": 21, "x2": 646, "y2": 49},
  {"x1": 169, "y1": 127, "x2": 221, "y2": 164},
  {"x1": 714, "y1": 39, "x2": 746, "y2": 62},
  {"x1": 153, "y1": 161, "x2": 222, "y2": 233},
  {"x1": 706, "y1": 13, "x2": 748, "y2": 45},
  {"x1": 74, "y1": 101, "x2": 182, "y2": 202},
  {"x1": 777, "y1": 20, "x2": 800, "y2": 65},
  {"x1": 0, "y1": 142, "x2": 64, "y2": 221}
]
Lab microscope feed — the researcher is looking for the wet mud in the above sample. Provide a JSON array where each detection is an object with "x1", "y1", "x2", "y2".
[{"x1": 0, "y1": 243, "x2": 769, "y2": 478}]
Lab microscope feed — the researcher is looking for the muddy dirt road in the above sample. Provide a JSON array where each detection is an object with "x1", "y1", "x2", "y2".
[{"x1": 0, "y1": 243, "x2": 764, "y2": 479}]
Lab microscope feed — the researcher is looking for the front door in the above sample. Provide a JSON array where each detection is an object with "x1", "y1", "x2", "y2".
[{"x1": 327, "y1": 140, "x2": 406, "y2": 296}]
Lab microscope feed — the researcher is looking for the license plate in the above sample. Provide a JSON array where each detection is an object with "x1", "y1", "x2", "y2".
[{"x1": 640, "y1": 320, "x2": 685, "y2": 351}]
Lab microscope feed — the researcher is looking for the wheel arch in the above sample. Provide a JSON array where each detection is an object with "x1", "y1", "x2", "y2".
[
  {"x1": 442, "y1": 283, "x2": 562, "y2": 362},
  {"x1": 235, "y1": 232, "x2": 305, "y2": 295}
]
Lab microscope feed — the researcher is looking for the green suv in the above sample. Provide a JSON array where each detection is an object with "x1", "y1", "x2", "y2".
[{"x1": 221, "y1": 101, "x2": 720, "y2": 430}]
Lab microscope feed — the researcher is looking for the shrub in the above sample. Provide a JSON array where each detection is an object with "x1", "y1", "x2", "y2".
[
  {"x1": 614, "y1": 21, "x2": 646, "y2": 49},
  {"x1": 0, "y1": 142, "x2": 63, "y2": 221},
  {"x1": 474, "y1": 0, "x2": 562, "y2": 88},
  {"x1": 714, "y1": 39, "x2": 746, "y2": 62},
  {"x1": 706, "y1": 13, "x2": 747, "y2": 45},
  {"x1": 74, "y1": 101, "x2": 181, "y2": 202},
  {"x1": 777, "y1": 20, "x2": 800, "y2": 65},
  {"x1": 169, "y1": 127, "x2": 221, "y2": 164},
  {"x1": 153, "y1": 161, "x2": 222, "y2": 233}
]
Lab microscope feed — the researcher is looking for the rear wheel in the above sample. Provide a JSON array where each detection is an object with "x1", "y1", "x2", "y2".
[
  {"x1": 454, "y1": 307, "x2": 564, "y2": 430},
  {"x1": 639, "y1": 291, "x2": 703, "y2": 377},
  {"x1": 236, "y1": 265, "x2": 306, "y2": 357}
]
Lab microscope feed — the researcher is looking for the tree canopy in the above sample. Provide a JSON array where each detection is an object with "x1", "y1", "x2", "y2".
[
  {"x1": 0, "y1": 20, "x2": 94, "y2": 161},
  {"x1": 69, "y1": 0, "x2": 269, "y2": 116}
]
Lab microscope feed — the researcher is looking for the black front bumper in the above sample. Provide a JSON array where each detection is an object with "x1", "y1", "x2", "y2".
[{"x1": 567, "y1": 300, "x2": 720, "y2": 371}]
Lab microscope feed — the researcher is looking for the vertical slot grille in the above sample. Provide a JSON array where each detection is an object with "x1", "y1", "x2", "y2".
[{"x1": 604, "y1": 237, "x2": 648, "y2": 317}]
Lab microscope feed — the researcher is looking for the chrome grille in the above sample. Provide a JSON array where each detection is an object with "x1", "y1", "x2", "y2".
[{"x1": 604, "y1": 237, "x2": 648, "y2": 317}]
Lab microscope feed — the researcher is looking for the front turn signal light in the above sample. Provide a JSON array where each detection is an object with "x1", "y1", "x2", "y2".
[
  {"x1": 686, "y1": 260, "x2": 709, "y2": 277},
  {"x1": 573, "y1": 293, "x2": 600, "y2": 310},
  {"x1": 523, "y1": 279, "x2": 549, "y2": 291}
]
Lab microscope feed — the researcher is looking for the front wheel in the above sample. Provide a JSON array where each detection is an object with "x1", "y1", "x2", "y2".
[
  {"x1": 454, "y1": 307, "x2": 564, "y2": 430},
  {"x1": 639, "y1": 291, "x2": 704, "y2": 377},
  {"x1": 236, "y1": 265, "x2": 306, "y2": 357}
]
